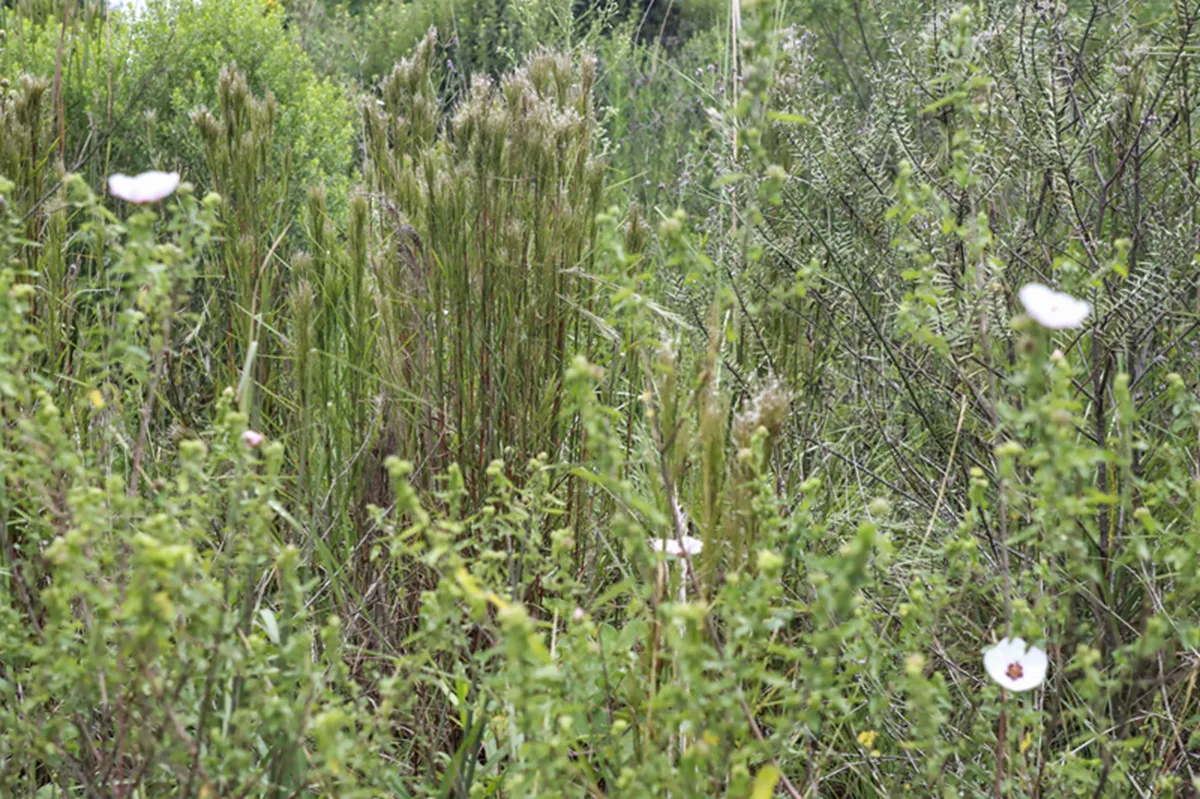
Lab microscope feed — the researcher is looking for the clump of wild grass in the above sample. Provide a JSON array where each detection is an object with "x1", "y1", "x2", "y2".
[{"x1": 362, "y1": 30, "x2": 606, "y2": 500}]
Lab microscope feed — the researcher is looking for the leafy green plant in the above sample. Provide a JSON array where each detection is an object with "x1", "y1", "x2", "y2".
[
  {"x1": 0, "y1": 177, "x2": 390, "y2": 797},
  {"x1": 294, "y1": 0, "x2": 619, "y2": 86},
  {"x1": 0, "y1": 0, "x2": 353, "y2": 206}
]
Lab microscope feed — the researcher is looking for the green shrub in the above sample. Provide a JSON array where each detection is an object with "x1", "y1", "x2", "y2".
[
  {"x1": 0, "y1": 0, "x2": 353, "y2": 206},
  {"x1": 297, "y1": 0, "x2": 605, "y2": 85},
  {"x1": 597, "y1": 23, "x2": 727, "y2": 209},
  {"x1": 611, "y1": 0, "x2": 727, "y2": 46},
  {"x1": 0, "y1": 178, "x2": 390, "y2": 797},
  {"x1": 295, "y1": 0, "x2": 566, "y2": 84}
]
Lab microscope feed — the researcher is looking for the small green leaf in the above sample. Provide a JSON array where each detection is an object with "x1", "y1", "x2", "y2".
[
  {"x1": 258, "y1": 608, "x2": 280, "y2": 645},
  {"x1": 920, "y1": 91, "x2": 965, "y2": 114},
  {"x1": 767, "y1": 110, "x2": 811, "y2": 126},
  {"x1": 751, "y1": 765, "x2": 781, "y2": 799}
]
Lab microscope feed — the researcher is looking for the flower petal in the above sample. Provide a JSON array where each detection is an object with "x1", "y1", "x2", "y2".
[
  {"x1": 1018, "y1": 283, "x2": 1090, "y2": 330},
  {"x1": 649, "y1": 535, "x2": 704, "y2": 557},
  {"x1": 983, "y1": 637, "x2": 1017, "y2": 686},
  {"x1": 108, "y1": 171, "x2": 180, "y2": 204}
]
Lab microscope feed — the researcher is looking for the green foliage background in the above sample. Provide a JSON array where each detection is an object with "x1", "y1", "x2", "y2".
[
  {"x1": 2, "y1": 0, "x2": 1200, "y2": 796},
  {"x1": 1, "y1": 0, "x2": 354, "y2": 206}
]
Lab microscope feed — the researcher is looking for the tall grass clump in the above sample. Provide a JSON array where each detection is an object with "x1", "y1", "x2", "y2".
[
  {"x1": 362, "y1": 30, "x2": 606, "y2": 500},
  {"x1": 191, "y1": 65, "x2": 289, "y2": 413}
]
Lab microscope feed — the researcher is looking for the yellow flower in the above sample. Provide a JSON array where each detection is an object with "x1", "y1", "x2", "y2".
[
  {"x1": 1019, "y1": 731, "x2": 1033, "y2": 754},
  {"x1": 857, "y1": 729, "x2": 879, "y2": 748},
  {"x1": 88, "y1": 389, "x2": 106, "y2": 410}
]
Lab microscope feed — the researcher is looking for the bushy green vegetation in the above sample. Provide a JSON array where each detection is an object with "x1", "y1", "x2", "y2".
[
  {"x1": 3, "y1": 0, "x2": 1200, "y2": 796},
  {"x1": 291, "y1": 0, "x2": 617, "y2": 84},
  {"x1": 1, "y1": 0, "x2": 354, "y2": 206}
]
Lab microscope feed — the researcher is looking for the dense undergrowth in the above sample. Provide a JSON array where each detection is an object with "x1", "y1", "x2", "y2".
[{"x1": 2, "y1": 0, "x2": 1200, "y2": 795}]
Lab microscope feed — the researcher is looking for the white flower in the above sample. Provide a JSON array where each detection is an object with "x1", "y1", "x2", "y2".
[
  {"x1": 649, "y1": 535, "x2": 703, "y2": 557},
  {"x1": 983, "y1": 637, "x2": 1048, "y2": 692},
  {"x1": 1018, "y1": 283, "x2": 1090, "y2": 330},
  {"x1": 241, "y1": 430, "x2": 265, "y2": 448},
  {"x1": 108, "y1": 171, "x2": 180, "y2": 204}
]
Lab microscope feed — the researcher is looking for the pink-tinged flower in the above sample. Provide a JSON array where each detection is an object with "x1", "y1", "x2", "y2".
[
  {"x1": 108, "y1": 171, "x2": 180, "y2": 204},
  {"x1": 649, "y1": 536, "x2": 703, "y2": 557},
  {"x1": 1018, "y1": 284, "x2": 1090, "y2": 330},
  {"x1": 241, "y1": 430, "x2": 265, "y2": 448},
  {"x1": 983, "y1": 637, "x2": 1048, "y2": 692}
]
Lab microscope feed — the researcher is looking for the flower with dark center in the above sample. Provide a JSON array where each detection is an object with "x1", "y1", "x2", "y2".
[{"x1": 983, "y1": 637, "x2": 1048, "y2": 692}]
